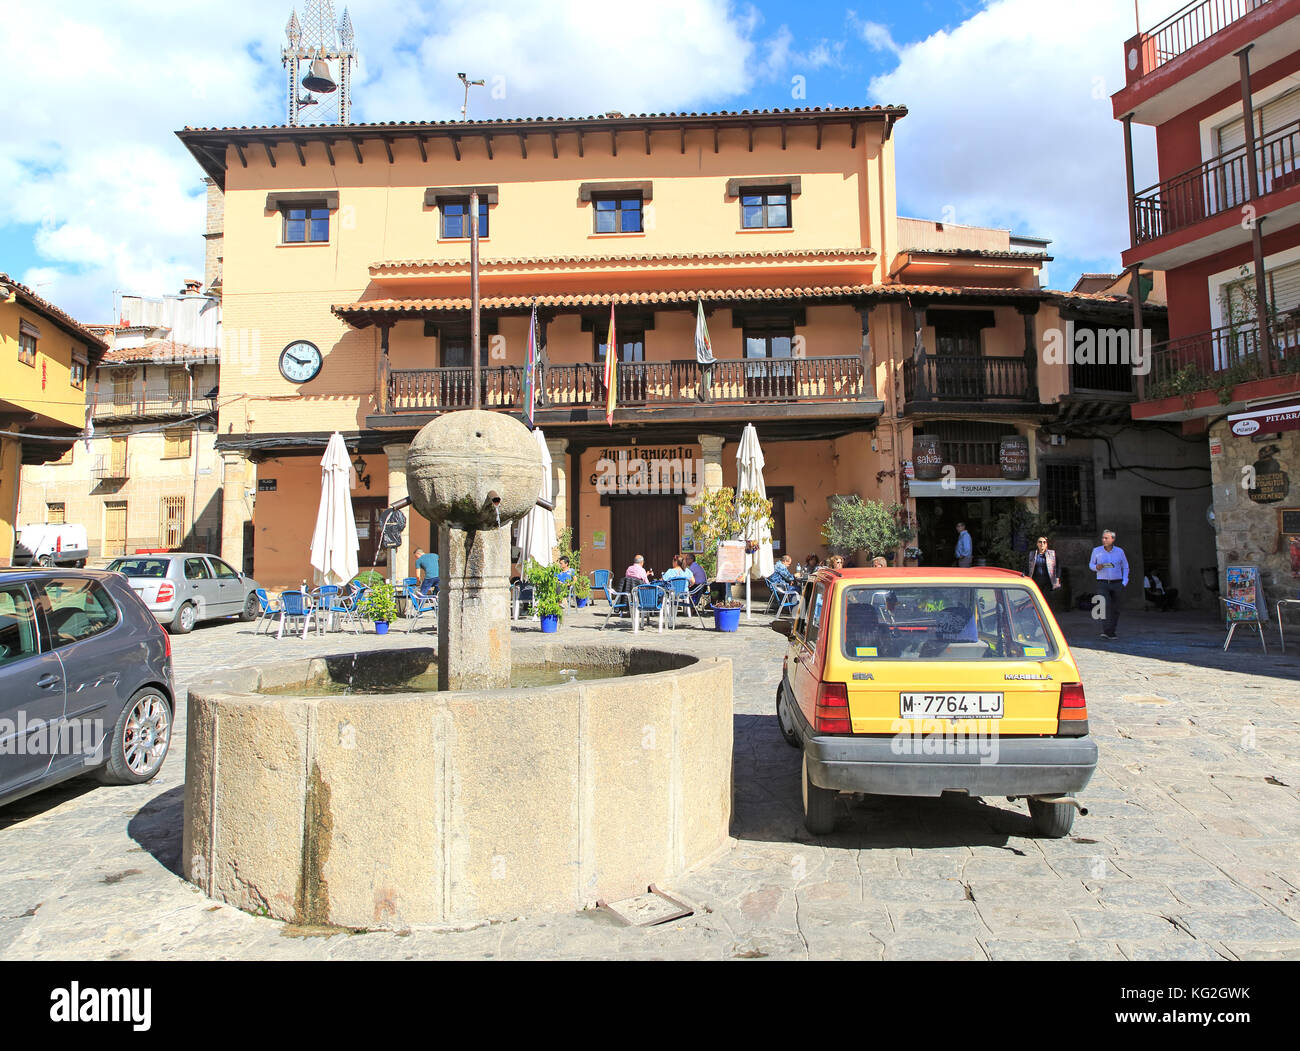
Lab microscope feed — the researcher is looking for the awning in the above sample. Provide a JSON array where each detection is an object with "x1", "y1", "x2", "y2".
[
  {"x1": 909, "y1": 478, "x2": 1039, "y2": 498},
  {"x1": 1227, "y1": 401, "x2": 1300, "y2": 435}
]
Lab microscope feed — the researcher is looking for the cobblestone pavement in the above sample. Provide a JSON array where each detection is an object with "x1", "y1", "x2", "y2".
[{"x1": 2, "y1": 603, "x2": 1299, "y2": 961}]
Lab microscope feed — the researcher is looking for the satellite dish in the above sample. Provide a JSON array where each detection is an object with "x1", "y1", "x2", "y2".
[{"x1": 302, "y1": 58, "x2": 338, "y2": 94}]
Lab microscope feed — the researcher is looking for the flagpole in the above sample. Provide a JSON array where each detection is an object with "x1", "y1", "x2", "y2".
[{"x1": 470, "y1": 188, "x2": 481, "y2": 411}]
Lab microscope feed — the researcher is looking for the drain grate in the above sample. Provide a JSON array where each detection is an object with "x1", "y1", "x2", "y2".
[{"x1": 597, "y1": 885, "x2": 694, "y2": 927}]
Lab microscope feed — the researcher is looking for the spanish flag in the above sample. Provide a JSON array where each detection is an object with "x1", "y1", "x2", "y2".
[{"x1": 603, "y1": 302, "x2": 616, "y2": 426}]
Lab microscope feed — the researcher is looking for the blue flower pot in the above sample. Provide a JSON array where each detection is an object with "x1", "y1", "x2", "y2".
[
  {"x1": 575, "y1": 597, "x2": 589, "y2": 608},
  {"x1": 714, "y1": 606, "x2": 741, "y2": 632},
  {"x1": 541, "y1": 614, "x2": 559, "y2": 633},
  {"x1": 375, "y1": 621, "x2": 390, "y2": 635}
]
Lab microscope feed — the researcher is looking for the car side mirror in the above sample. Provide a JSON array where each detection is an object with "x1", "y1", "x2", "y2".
[{"x1": 770, "y1": 619, "x2": 793, "y2": 637}]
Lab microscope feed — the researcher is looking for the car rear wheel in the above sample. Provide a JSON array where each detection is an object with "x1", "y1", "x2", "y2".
[
  {"x1": 802, "y1": 754, "x2": 837, "y2": 835},
  {"x1": 37, "y1": 555, "x2": 53, "y2": 567},
  {"x1": 240, "y1": 592, "x2": 259, "y2": 621},
  {"x1": 169, "y1": 601, "x2": 196, "y2": 634},
  {"x1": 95, "y1": 688, "x2": 172, "y2": 785},
  {"x1": 1028, "y1": 797, "x2": 1076, "y2": 838},
  {"x1": 776, "y1": 682, "x2": 800, "y2": 748}
]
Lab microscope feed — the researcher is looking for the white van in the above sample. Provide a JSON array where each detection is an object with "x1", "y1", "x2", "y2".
[{"x1": 12, "y1": 524, "x2": 90, "y2": 567}]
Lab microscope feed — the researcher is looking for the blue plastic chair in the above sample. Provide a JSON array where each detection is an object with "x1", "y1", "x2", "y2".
[
  {"x1": 599, "y1": 578, "x2": 632, "y2": 629},
  {"x1": 668, "y1": 575, "x2": 705, "y2": 628},
  {"x1": 592, "y1": 569, "x2": 611, "y2": 602},
  {"x1": 406, "y1": 584, "x2": 438, "y2": 633},
  {"x1": 253, "y1": 588, "x2": 281, "y2": 634},
  {"x1": 634, "y1": 584, "x2": 667, "y2": 633},
  {"x1": 315, "y1": 584, "x2": 360, "y2": 634},
  {"x1": 765, "y1": 576, "x2": 800, "y2": 619},
  {"x1": 276, "y1": 590, "x2": 314, "y2": 639}
]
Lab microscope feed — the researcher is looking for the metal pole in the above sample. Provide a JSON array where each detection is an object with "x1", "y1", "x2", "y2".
[
  {"x1": 1237, "y1": 46, "x2": 1274, "y2": 374},
  {"x1": 470, "y1": 188, "x2": 481, "y2": 409},
  {"x1": 1122, "y1": 114, "x2": 1139, "y2": 248}
]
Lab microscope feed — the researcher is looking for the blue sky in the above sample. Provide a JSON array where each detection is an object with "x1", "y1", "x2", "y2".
[{"x1": 1, "y1": 0, "x2": 1180, "y2": 320}]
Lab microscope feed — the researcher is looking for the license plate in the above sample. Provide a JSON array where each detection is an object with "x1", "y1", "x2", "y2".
[{"x1": 899, "y1": 692, "x2": 1004, "y2": 719}]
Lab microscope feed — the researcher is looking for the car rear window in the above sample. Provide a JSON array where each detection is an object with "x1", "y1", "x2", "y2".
[
  {"x1": 109, "y1": 558, "x2": 170, "y2": 578},
  {"x1": 840, "y1": 584, "x2": 1058, "y2": 661}
]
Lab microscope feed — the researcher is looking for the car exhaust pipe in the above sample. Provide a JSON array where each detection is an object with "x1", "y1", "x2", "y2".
[{"x1": 1011, "y1": 795, "x2": 1089, "y2": 816}]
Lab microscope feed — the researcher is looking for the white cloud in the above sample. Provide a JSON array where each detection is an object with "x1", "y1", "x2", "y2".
[
  {"x1": 866, "y1": 0, "x2": 1187, "y2": 277},
  {"x1": 849, "y1": 14, "x2": 900, "y2": 56}
]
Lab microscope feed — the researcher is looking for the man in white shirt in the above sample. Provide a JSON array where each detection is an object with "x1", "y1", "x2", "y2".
[{"x1": 1089, "y1": 529, "x2": 1129, "y2": 640}]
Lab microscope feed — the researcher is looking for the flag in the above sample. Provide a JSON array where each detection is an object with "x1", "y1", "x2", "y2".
[
  {"x1": 604, "y1": 302, "x2": 616, "y2": 426},
  {"x1": 524, "y1": 301, "x2": 538, "y2": 426},
  {"x1": 694, "y1": 298, "x2": 715, "y2": 364}
]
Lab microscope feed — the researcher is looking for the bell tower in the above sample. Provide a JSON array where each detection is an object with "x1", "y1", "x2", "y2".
[{"x1": 283, "y1": 2, "x2": 357, "y2": 126}]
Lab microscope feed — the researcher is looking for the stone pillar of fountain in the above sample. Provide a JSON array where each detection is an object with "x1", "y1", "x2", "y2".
[{"x1": 406, "y1": 410, "x2": 544, "y2": 691}]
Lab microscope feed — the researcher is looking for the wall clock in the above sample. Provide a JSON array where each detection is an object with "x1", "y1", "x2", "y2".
[{"x1": 279, "y1": 340, "x2": 323, "y2": 383}]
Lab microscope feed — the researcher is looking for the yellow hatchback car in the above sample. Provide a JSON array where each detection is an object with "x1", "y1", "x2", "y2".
[{"x1": 776, "y1": 567, "x2": 1097, "y2": 837}]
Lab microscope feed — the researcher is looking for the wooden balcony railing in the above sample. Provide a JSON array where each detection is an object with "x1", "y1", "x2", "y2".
[
  {"x1": 1133, "y1": 118, "x2": 1300, "y2": 244},
  {"x1": 1147, "y1": 312, "x2": 1300, "y2": 398},
  {"x1": 95, "y1": 386, "x2": 217, "y2": 419},
  {"x1": 902, "y1": 355, "x2": 1033, "y2": 403},
  {"x1": 1126, "y1": 0, "x2": 1271, "y2": 82},
  {"x1": 386, "y1": 355, "x2": 868, "y2": 413}
]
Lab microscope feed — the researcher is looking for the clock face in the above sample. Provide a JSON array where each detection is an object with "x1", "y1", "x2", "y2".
[{"x1": 279, "y1": 341, "x2": 323, "y2": 383}]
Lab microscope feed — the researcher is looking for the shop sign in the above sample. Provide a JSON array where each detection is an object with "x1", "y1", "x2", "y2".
[{"x1": 1247, "y1": 445, "x2": 1289, "y2": 505}]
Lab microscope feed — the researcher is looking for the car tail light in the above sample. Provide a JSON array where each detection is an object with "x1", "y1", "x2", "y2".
[
  {"x1": 814, "y1": 681, "x2": 852, "y2": 733},
  {"x1": 162, "y1": 625, "x2": 172, "y2": 659},
  {"x1": 1057, "y1": 682, "x2": 1088, "y2": 736},
  {"x1": 156, "y1": 581, "x2": 175, "y2": 603}
]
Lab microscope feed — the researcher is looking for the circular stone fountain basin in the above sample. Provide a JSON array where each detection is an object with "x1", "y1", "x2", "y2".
[{"x1": 182, "y1": 641, "x2": 733, "y2": 930}]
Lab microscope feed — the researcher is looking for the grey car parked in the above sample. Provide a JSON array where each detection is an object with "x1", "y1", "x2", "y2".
[
  {"x1": 106, "y1": 552, "x2": 261, "y2": 634},
  {"x1": 0, "y1": 568, "x2": 174, "y2": 808}
]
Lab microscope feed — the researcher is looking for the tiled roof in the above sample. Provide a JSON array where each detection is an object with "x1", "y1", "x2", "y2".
[
  {"x1": 898, "y1": 248, "x2": 1053, "y2": 261},
  {"x1": 370, "y1": 248, "x2": 877, "y2": 272},
  {"x1": 100, "y1": 340, "x2": 219, "y2": 365},
  {"x1": 0, "y1": 273, "x2": 109, "y2": 353}
]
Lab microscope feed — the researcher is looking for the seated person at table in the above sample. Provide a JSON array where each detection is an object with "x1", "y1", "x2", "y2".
[
  {"x1": 1144, "y1": 568, "x2": 1179, "y2": 611},
  {"x1": 414, "y1": 547, "x2": 439, "y2": 590},
  {"x1": 771, "y1": 554, "x2": 796, "y2": 589},
  {"x1": 804, "y1": 554, "x2": 820, "y2": 575},
  {"x1": 625, "y1": 555, "x2": 650, "y2": 585},
  {"x1": 685, "y1": 552, "x2": 707, "y2": 587},
  {"x1": 556, "y1": 556, "x2": 575, "y2": 585},
  {"x1": 662, "y1": 555, "x2": 692, "y2": 585}
]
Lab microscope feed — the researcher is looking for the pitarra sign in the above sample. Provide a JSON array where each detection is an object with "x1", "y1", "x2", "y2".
[{"x1": 1228, "y1": 402, "x2": 1300, "y2": 437}]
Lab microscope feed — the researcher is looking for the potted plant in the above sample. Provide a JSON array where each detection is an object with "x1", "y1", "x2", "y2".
[
  {"x1": 525, "y1": 558, "x2": 564, "y2": 633},
  {"x1": 904, "y1": 546, "x2": 922, "y2": 567},
  {"x1": 712, "y1": 598, "x2": 743, "y2": 632},
  {"x1": 572, "y1": 573, "x2": 592, "y2": 608},
  {"x1": 358, "y1": 579, "x2": 399, "y2": 635}
]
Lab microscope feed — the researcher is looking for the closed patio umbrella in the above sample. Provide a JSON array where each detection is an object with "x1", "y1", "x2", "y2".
[
  {"x1": 309, "y1": 432, "x2": 360, "y2": 587},
  {"x1": 736, "y1": 423, "x2": 774, "y2": 621},
  {"x1": 515, "y1": 427, "x2": 556, "y2": 570}
]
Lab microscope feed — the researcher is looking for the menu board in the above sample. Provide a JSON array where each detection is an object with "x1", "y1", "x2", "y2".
[
  {"x1": 1280, "y1": 508, "x2": 1300, "y2": 535},
  {"x1": 1224, "y1": 563, "x2": 1266, "y2": 623},
  {"x1": 715, "y1": 540, "x2": 746, "y2": 584}
]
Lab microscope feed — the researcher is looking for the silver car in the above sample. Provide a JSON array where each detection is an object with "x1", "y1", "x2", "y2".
[{"x1": 106, "y1": 553, "x2": 261, "y2": 635}]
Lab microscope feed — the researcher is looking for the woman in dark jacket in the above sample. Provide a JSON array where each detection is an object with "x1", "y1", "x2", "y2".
[{"x1": 1025, "y1": 536, "x2": 1061, "y2": 597}]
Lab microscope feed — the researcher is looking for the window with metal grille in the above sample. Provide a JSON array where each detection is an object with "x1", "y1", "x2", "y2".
[
  {"x1": 1041, "y1": 460, "x2": 1096, "y2": 533},
  {"x1": 161, "y1": 495, "x2": 187, "y2": 550},
  {"x1": 47, "y1": 503, "x2": 65, "y2": 524}
]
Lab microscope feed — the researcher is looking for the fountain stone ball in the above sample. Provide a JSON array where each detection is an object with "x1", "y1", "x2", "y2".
[{"x1": 406, "y1": 410, "x2": 544, "y2": 530}]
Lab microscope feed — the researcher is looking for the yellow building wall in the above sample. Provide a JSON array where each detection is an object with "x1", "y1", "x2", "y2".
[
  {"x1": 0, "y1": 300, "x2": 90, "y2": 430},
  {"x1": 0, "y1": 437, "x2": 20, "y2": 564}
]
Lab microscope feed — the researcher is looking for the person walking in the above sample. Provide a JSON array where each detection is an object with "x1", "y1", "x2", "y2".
[
  {"x1": 1089, "y1": 529, "x2": 1129, "y2": 640},
  {"x1": 954, "y1": 522, "x2": 973, "y2": 568},
  {"x1": 1024, "y1": 536, "x2": 1061, "y2": 600}
]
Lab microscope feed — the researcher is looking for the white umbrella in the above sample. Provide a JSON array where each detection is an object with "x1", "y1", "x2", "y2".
[
  {"x1": 515, "y1": 428, "x2": 556, "y2": 570},
  {"x1": 309, "y1": 432, "x2": 360, "y2": 587},
  {"x1": 736, "y1": 423, "x2": 774, "y2": 621}
]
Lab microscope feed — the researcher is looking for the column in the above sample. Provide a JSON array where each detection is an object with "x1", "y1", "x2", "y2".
[
  {"x1": 221, "y1": 450, "x2": 251, "y2": 573},
  {"x1": 698, "y1": 434, "x2": 725, "y2": 492},
  {"x1": 545, "y1": 436, "x2": 568, "y2": 544},
  {"x1": 384, "y1": 441, "x2": 411, "y2": 581}
]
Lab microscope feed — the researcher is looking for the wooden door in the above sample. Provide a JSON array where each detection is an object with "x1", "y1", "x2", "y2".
[
  {"x1": 104, "y1": 502, "x2": 127, "y2": 557},
  {"x1": 353, "y1": 497, "x2": 388, "y2": 568},
  {"x1": 610, "y1": 496, "x2": 679, "y2": 584}
]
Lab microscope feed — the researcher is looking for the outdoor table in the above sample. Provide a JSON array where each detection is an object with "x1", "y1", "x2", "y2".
[{"x1": 1278, "y1": 598, "x2": 1300, "y2": 654}]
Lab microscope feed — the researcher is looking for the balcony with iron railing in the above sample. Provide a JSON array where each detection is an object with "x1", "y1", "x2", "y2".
[
  {"x1": 384, "y1": 355, "x2": 870, "y2": 415},
  {"x1": 91, "y1": 455, "x2": 129, "y2": 482},
  {"x1": 94, "y1": 385, "x2": 218, "y2": 421},
  {"x1": 1124, "y1": 0, "x2": 1273, "y2": 85},
  {"x1": 1133, "y1": 118, "x2": 1300, "y2": 245},
  {"x1": 1145, "y1": 311, "x2": 1300, "y2": 401},
  {"x1": 902, "y1": 354, "x2": 1035, "y2": 406}
]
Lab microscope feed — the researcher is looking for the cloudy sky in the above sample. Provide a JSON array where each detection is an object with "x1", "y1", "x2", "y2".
[{"x1": 1, "y1": 0, "x2": 1187, "y2": 322}]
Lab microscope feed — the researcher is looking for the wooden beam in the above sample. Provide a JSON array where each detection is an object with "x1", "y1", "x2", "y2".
[
  {"x1": 610, "y1": 129, "x2": 617, "y2": 157},
  {"x1": 577, "y1": 129, "x2": 584, "y2": 158},
  {"x1": 451, "y1": 135, "x2": 461, "y2": 161},
  {"x1": 517, "y1": 132, "x2": 527, "y2": 159},
  {"x1": 263, "y1": 141, "x2": 277, "y2": 167},
  {"x1": 780, "y1": 124, "x2": 787, "y2": 150},
  {"x1": 850, "y1": 122, "x2": 858, "y2": 149},
  {"x1": 350, "y1": 137, "x2": 363, "y2": 164},
  {"x1": 417, "y1": 136, "x2": 427, "y2": 162},
  {"x1": 234, "y1": 143, "x2": 248, "y2": 168},
  {"x1": 680, "y1": 126, "x2": 686, "y2": 154},
  {"x1": 747, "y1": 124, "x2": 754, "y2": 152},
  {"x1": 323, "y1": 140, "x2": 336, "y2": 166},
  {"x1": 713, "y1": 127, "x2": 719, "y2": 154},
  {"x1": 293, "y1": 141, "x2": 306, "y2": 166},
  {"x1": 484, "y1": 133, "x2": 493, "y2": 160},
  {"x1": 382, "y1": 137, "x2": 394, "y2": 163},
  {"x1": 644, "y1": 128, "x2": 651, "y2": 155},
  {"x1": 550, "y1": 131, "x2": 559, "y2": 159},
  {"x1": 815, "y1": 122, "x2": 823, "y2": 150}
]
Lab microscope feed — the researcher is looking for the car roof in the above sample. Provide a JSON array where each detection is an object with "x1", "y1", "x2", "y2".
[{"x1": 819, "y1": 567, "x2": 1028, "y2": 584}]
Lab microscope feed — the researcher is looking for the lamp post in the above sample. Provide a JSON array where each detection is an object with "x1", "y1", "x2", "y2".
[{"x1": 471, "y1": 188, "x2": 481, "y2": 410}]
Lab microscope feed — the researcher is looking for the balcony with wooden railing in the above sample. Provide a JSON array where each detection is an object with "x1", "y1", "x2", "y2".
[
  {"x1": 1133, "y1": 118, "x2": 1300, "y2": 244},
  {"x1": 94, "y1": 384, "x2": 218, "y2": 422},
  {"x1": 902, "y1": 355, "x2": 1035, "y2": 405},
  {"x1": 385, "y1": 355, "x2": 869, "y2": 414},
  {"x1": 1124, "y1": 0, "x2": 1273, "y2": 84},
  {"x1": 1145, "y1": 312, "x2": 1300, "y2": 400}
]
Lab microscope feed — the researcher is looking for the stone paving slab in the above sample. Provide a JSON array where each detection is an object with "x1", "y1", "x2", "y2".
[{"x1": 0, "y1": 606, "x2": 1298, "y2": 960}]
